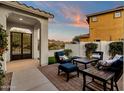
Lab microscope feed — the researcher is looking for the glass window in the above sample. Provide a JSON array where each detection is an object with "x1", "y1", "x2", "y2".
[
  {"x1": 114, "y1": 11, "x2": 121, "y2": 18},
  {"x1": 95, "y1": 39, "x2": 101, "y2": 42},
  {"x1": 12, "y1": 33, "x2": 21, "y2": 55},
  {"x1": 92, "y1": 17, "x2": 97, "y2": 22}
]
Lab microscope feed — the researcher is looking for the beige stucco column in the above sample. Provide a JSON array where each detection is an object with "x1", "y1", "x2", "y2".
[
  {"x1": 39, "y1": 19, "x2": 48, "y2": 66},
  {"x1": 0, "y1": 10, "x2": 8, "y2": 71},
  {"x1": 32, "y1": 24, "x2": 39, "y2": 59}
]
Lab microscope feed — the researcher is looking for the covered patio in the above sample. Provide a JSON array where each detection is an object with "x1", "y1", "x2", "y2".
[{"x1": 0, "y1": 1, "x2": 54, "y2": 72}]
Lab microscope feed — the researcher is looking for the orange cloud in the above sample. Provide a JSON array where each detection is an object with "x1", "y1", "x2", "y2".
[
  {"x1": 70, "y1": 15, "x2": 88, "y2": 28},
  {"x1": 38, "y1": 1, "x2": 89, "y2": 28},
  {"x1": 59, "y1": 3, "x2": 89, "y2": 28}
]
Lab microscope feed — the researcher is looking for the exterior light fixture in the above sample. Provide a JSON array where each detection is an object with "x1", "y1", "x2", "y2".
[{"x1": 19, "y1": 18, "x2": 23, "y2": 21}]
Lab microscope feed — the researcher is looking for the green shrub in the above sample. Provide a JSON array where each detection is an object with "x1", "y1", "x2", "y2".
[
  {"x1": 85, "y1": 43, "x2": 98, "y2": 58},
  {"x1": 48, "y1": 56, "x2": 56, "y2": 65},
  {"x1": 64, "y1": 49, "x2": 72, "y2": 57},
  {"x1": 0, "y1": 24, "x2": 7, "y2": 88},
  {"x1": 109, "y1": 42, "x2": 123, "y2": 57}
]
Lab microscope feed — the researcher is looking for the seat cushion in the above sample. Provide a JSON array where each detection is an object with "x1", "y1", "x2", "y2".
[
  {"x1": 105, "y1": 56, "x2": 123, "y2": 72},
  {"x1": 97, "y1": 55, "x2": 122, "y2": 67},
  {"x1": 59, "y1": 63, "x2": 77, "y2": 72},
  {"x1": 59, "y1": 55, "x2": 69, "y2": 60},
  {"x1": 111, "y1": 56, "x2": 123, "y2": 68}
]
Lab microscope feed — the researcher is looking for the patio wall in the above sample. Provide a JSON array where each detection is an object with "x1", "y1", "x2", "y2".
[
  {"x1": 65, "y1": 41, "x2": 114, "y2": 60},
  {"x1": 48, "y1": 49, "x2": 64, "y2": 57}
]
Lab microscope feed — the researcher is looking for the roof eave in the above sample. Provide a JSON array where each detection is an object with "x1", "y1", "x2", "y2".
[
  {"x1": 80, "y1": 37, "x2": 89, "y2": 39},
  {"x1": 80, "y1": 34, "x2": 90, "y2": 39},
  {"x1": 0, "y1": 1, "x2": 54, "y2": 19},
  {"x1": 86, "y1": 7, "x2": 124, "y2": 17}
]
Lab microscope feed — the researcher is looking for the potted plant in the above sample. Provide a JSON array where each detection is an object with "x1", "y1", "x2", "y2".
[
  {"x1": 0, "y1": 24, "x2": 8, "y2": 89},
  {"x1": 109, "y1": 42, "x2": 123, "y2": 58},
  {"x1": 85, "y1": 43, "x2": 98, "y2": 59},
  {"x1": 64, "y1": 49, "x2": 72, "y2": 57}
]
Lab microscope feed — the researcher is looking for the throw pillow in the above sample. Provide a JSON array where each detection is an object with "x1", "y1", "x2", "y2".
[
  {"x1": 92, "y1": 53, "x2": 101, "y2": 59},
  {"x1": 111, "y1": 56, "x2": 123, "y2": 68},
  {"x1": 98, "y1": 60, "x2": 113, "y2": 66},
  {"x1": 112, "y1": 54, "x2": 122, "y2": 62},
  {"x1": 59, "y1": 55, "x2": 69, "y2": 61},
  {"x1": 95, "y1": 55, "x2": 123, "y2": 70},
  {"x1": 98, "y1": 54, "x2": 122, "y2": 66}
]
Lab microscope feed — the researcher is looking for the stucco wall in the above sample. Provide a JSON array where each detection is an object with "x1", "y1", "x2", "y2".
[
  {"x1": 39, "y1": 19, "x2": 48, "y2": 66},
  {"x1": 80, "y1": 10, "x2": 124, "y2": 42},
  {"x1": 65, "y1": 41, "x2": 117, "y2": 60},
  {"x1": 65, "y1": 44, "x2": 80, "y2": 57}
]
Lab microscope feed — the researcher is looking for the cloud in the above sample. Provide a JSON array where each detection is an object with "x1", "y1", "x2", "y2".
[
  {"x1": 69, "y1": 15, "x2": 89, "y2": 28},
  {"x1": 38, "y1": 1, "x2": 89, "y2": 28},
  {"x1": 55, "y1": 2, "x2": 89, "y2": 28}
]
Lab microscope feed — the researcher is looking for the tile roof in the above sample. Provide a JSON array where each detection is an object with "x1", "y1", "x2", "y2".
[
  {"x1": 80, "y1": 34, "x2": 90, "y2": 38},
  {"x1": 0, "y1": 1, "x2": 54, "y2": 18},
  {"x1": 87, "y1": 6, "x2": 124, "y2": 17}
]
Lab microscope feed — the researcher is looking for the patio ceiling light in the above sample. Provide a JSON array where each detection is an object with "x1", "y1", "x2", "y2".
[{"x1": 19, "y1": 18, "x2": 23, "y2": 21}]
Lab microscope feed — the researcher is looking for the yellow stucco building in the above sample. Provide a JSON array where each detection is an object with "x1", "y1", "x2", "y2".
[{"x1": 80, "y1": 6, "x2": 124, "y2": 42}]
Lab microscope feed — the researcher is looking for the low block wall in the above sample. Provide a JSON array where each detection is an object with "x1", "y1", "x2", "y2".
[
  {"x1": 48, "y1": 49, "x2": 64, "y2": 57},
  {"x1": 65, "y1": 41, "x2": 117, "y2": 60}
]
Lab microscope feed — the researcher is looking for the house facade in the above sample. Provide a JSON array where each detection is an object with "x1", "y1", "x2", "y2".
[
  {"x1": 80, "y1": 6, "x2": 124, "y2": 42},
  {"x1": 0, "y1": 1, "x2": 54, "y2": 71}
]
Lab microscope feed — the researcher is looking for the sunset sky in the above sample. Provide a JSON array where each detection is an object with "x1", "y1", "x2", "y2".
[{"x1": 21, "y1": 1, "x2": 124, "y2": 41}]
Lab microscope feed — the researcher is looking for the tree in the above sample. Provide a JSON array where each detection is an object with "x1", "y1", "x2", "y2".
[
  {"x1": 48, "y1": 39, "x2": 66, "y2": 50},
  {"x1": 72, "y1": 35, "x2": 80, "y2": 44}
]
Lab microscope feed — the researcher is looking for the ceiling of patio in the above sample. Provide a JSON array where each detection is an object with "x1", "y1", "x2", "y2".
[{"x1": 7, "y1": 13, "x2": 39, "y2": 26}]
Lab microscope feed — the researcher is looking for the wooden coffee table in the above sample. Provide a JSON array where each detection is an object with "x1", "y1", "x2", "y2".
[
  {"x1": 73, "y1": 57, "x2": 99, "y2": 69},
  {"x1": 82, "y1": 67, "x2": 115, "y2": 91}
]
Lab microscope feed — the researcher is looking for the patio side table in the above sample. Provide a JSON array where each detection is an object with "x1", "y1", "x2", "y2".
[{"x1": 82, "y1": 67, "x2": 115, "y2": 91}]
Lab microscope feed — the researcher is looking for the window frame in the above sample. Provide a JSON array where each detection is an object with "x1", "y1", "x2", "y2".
[
  {"x1": 114, "y1": 11, "x2": 121, "y2": 18},
  {"x1": 95, "y1": 39, "x2": 101, "y2": 42},
  {"x1": 92, "y1": 16, "x2": 98, "y2": 22}
]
